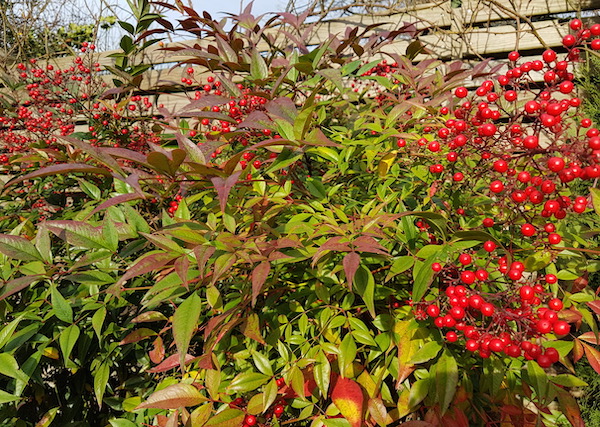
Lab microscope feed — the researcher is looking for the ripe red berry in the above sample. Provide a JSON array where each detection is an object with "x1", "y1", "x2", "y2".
[
  {"x1": 508, "y1": 51, "x2": 520, "y2": 61},
  {"x1": 553, "y1": 321, "x2": 570, "y2": 336},
  {"x1": 446, "y1": 331, "x2": 458, "y2": 342},
  {"x1": 426, "y1": 304, "x2": 440, "y2": 318},
  {"x1": 455, "y1": 87, "x2": 468, "y2": 98},
  {"x1": 458, "y1": 253, "x2": 472, "y2": 266},
  {"x1": 244, "y1": 415, "x2": 257, "y2": 426},
  {"x1": 548, "y1": 233, "x2": 562, "y2": 245},
  {"x1": 521, "y1": 223, "x2": 536, "y2": 237},
  {"x1": 548, "y1": 298, "x2": 563, "y2": 311},
  {"x1": 480, "y1": 303, "x2": 495, "y2": 317},
  {"x1": 482, "y1": 241, "x2": 496, "y2": 252},
  {"x1": 482, "y1": 218, "x2": 494, "y2": 227},
  {"x1": 547, "y1": 157, "x2": 565, "y2": 172},
  {"x1": 536, "y1": 319, "x2": 553, "y2": 334},
  {"x1": 519, "y1": 286, "x2": 534, "y2": 300}
]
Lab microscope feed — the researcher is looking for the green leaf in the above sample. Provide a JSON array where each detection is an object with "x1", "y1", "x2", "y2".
[
  {"x1": 226, "y1": 372, "x2": 269, "y2": 393},
  {"x1": 338, "y1": 334, "x2": 357, "y2": 377},
  {"x1": 35, "y1": 226, "x2": 52, "y2": 263},
  {"x1": 135, "y1": 383, "x2": 207, "y2": 409},
  {"x1": 59, "y1": 325, "x2": 80, "y2": 366},
  {"x1": 92, "y1": 307, "x2": 106, "y2": 341},
  {"x1": 0, "y1": 234, "x2": 44, "y2": 261},
  {"x1": 550, "y1": 374, "x2": 588, "y2": 387},
  {"x1": 591, "y1": 187, "x2": 600, "y2": 216},
  {"x1": 526, "y1": 360, "x2": 548, "y2": 400},
  {"x1": 94, "y1": 362, "x2": 110, "y2": 408},
  {"x1": 314, "y1": 350, "x2": 331, "y2": 397},
  {"x1": 524, "y1": 251, "x2": 553, "y2": 271},
  {"x1": 109, "y1": 419, "x2": 138, "y2": 427},
  {"x1": 0, "y1": 353, "x2": 28, "y2": 383},
  {"x1": 435, "y1": 351, "x2": 458, "y2": 414},
  {"x1": 252, "y1": 350, "x2": 273, "y2": 376},
  {"x1": 102, "y1": 218, "x2": 119, "y2": 253},
  {"x1": 51, "y1": 285, "x2": 73, "y2": 323},
  {"x1": 263, "y1": 379, "x2": 278, "y2": 413},
  {"x1": 410, "y1": 341, "x2": 442, "y2": 364},
  {"x1": 173, "y1": 293, "x2": 201, "y2": 368},
  {"x1": 250, "y1": 49, "x2": 268, "y2": 80},
  {"x1": 354, "y1": 265, "x2": 375, "y2": 317},
  {"x1": 0, "y1": 389, "x2": 19, "y2": 404},
  {"x1": 46, "y1": 221, "x2": 107, "y2": 250},
  {"x1": 204, "y1": 408, "x2": 245, "y2": 427},
  {"x1": 412, "y1": 252, "x2": 439, "y2": 302}
]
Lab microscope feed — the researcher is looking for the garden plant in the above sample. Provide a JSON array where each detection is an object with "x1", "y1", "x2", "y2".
[{"x1": 0, "y1": 0, "x2": 598, "y2": 426}]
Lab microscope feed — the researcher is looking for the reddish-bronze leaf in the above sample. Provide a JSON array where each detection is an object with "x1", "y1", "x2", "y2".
[
  {"x1": 135, "y1": 383, "x2": 206, "y2": 410},
  {"x1": 119, "y1": 328, "x2": 157, "y2": 345},
  {"x1": 587, "y1": 300, "x2": 600, "y2": 316},
  {"x1": 331, "y1": 377, "x2": 364, "y2": 427},
  {"x1": 147, "y1": 353, "x2": 196, "y2": 373},
  {"x1": 251, "y1": 261, "x2": 270, "y2": 306},
  {"x1": 240, "y1": 313, "x2": 265, "y2": 345},
  {"x1": 578, "y1": 331, "x2": 600, "y2": 345},
  {"x1": 556, "y1": 387, "x2": 585, "y2": 427},
  {"x1": 343, "y1": 252, "x2": 360, "y2": 291},
  {"x1": 210, "y1": 171, "x2": 242, "y2": 212},
  {"x1": 583, "y1": 342, "x2": 600, "y2": 375},
  {"x1": 573, "y1": 338, "x2": 584, "y2": 363}
]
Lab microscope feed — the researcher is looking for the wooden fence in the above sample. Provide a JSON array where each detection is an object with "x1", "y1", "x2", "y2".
[{"x1": 19, "y1": 0, "x2": 600, "y2": 111}]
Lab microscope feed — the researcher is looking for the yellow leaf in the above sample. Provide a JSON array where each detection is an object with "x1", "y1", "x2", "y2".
[
  {"x1": 42, "y1": 347, "x2": 59, "y2": 360},
  {"x1": 377, "y1": 152, "x2": 397, "y2": 177}
]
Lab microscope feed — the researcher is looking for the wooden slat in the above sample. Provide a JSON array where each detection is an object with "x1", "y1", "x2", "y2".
[{"x1": 459, "y1": 0, "x2": 600, "y2": 26}]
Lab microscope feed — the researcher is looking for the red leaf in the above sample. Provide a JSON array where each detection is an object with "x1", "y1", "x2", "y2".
[
  {"x1": 119, "y1": 328, "x2": 157, "y2": 345},
  {"x1": 5, "y1": 163, "x2": 111, "y2": 187},
  {"x1": 343, "y1": 252, "x2": 360, "y2": 291},
  {"x1": 578, "y1": 331, "x2": 600, "y2": 345},
  {"x1": 587, "y1": 300, "x2": 600, "y2": 316},
  {"x1": 331, "y1": 377, "x2": 364, "y2": 427},
  {"x1": 211, "y1": 171, "x2": 242, "y2": 212},
  {"x1": 583, "y1": 342, "x2": 600, "y2": 375},
  {"x1": 352, "y1": 236, "x2": 389, "y2": 255},
  {"x1": 114, "y1": 252, "x2": 176, "y2": 290},
  {"x1": 0, "y1": 275, "x2": 44, "y2": 301},
  {"x1": 147, "y1": 353, "x2": 196, "y2": 373},
  {"x1": 251, "y1": 261, "x2": 270, "y2": 306},
  {"x1": 89, "y1": 193, "x2": 145, "y2": 217}
]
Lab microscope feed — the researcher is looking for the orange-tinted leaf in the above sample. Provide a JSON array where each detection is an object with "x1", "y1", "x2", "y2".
[
  {"x1": 135, "y1": 383, "x2": 206, "y2": 410},
  {"x1": 578, "y1": 331, "x2": 600, "y2": 345},
  {"x1": 573, "y1": 338, "x2": 584, "y2": 363},
  {"x1": 149, "y1": 336, "x2": 165, "y2": 364},
  {"x1": 119, "y1": 328, "x2": 157, "y2": 345},
  {"x1": 331, "y1": 377, "x2": 364, "y2": 427},
  {"x1": 582, "y1": 342, "x2": 600, "y2": 374},
  {"x1": 343, "y1": 252, "x2": 360, "y2": 291}
]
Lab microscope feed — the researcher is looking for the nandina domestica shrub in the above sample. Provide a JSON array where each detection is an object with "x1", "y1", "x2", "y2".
[{"x1": 0, "y1": 1, "x2": 599, "y2": 425}]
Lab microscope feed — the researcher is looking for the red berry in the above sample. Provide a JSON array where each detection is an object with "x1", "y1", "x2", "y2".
[
  {"x1": 548, "y1": 233, "x2": 562, "y2": 245},
  {"x1": 521, "y1": 223, "x2": 536, "y2": 237},
  {"x1": 426, "y1": 304, "x2": 441, "y2": 318},
  {"x1": 480, "y1": 303, "x2": 495, "y2": 316},
  {"x1": 548, "y1": 298, "x2": 563, "y2": 311},
  {"x1": 553, "y1": 321, "x2": 570, "y2": 336},
  {"x1": 446, "y1": 331, "x2": 458, "y2": 342},
  {"x1": 455, "y1": 87, "x2": 468, "y2": 98}
]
